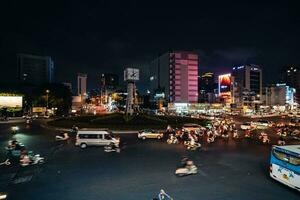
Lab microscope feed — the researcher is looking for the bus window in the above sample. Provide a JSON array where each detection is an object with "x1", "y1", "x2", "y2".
[
  {"x1": 273, "y1": 149, "x2": 300, "y2": 166},
  {"x1": 289, "y1": 156, "x2": 300, "y2": 165}
]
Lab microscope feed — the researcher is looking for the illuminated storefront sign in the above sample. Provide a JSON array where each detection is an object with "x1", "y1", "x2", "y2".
[{"x1": 0, "y1": 96, "x2": 23, "y2": 108}]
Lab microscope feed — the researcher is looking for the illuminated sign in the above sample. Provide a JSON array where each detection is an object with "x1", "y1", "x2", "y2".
[
  {"x1": 32, "y1": 107, "x2": 46, "y2": 113},
  {"x1": 218, "y1": 74, "x2": 231, "y2": 95},
  {"x1": 0, "y1": 96, "x2": 23, "y2": 108}
]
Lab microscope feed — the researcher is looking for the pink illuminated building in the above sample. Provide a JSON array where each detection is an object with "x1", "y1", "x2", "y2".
[{"x1": 150, "y1": 51, "x2": 198, "y2": 103}]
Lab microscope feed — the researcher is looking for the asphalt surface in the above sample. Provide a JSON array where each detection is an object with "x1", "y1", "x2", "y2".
[{"x1": 0, "y1": 118, "x2": 299, "y2": 200}]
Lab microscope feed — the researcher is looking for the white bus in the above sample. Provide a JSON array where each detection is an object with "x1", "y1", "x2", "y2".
[{"x1": 270, "y1": 145, "x2": 300, "y2": 191}]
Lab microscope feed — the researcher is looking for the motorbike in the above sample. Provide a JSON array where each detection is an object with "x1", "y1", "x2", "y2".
[
  {"x1": 55, "y1": 133, "x2": 70, "y2": 141},
  {"x1": 186, "y1": 141, "x2": 201, "y2": 150},
  {"x1": 11, "y1": 126, "x2": 19, "y2": 134},
  {"x1": 104, "y1": 143, "x2": 120, "y2": 153},
  {"x1": 222, "y1": 133, "x2": 229, "y2": 141},
  {"x1": 153, "y1": 189, "x2": 173, "y2": 200},
  {"x1": 258, "y1": 133, "x2": 270, "y2": 144},
  {"x1": 70, "y1": 126, "x2": 79, "y2": 134},
  {"x1": 233, "y1": 130, "x2": 239, "y2": 139},
  {"x1": 167, "y1": 135, "x2": 179, "y2": 144},
  {"x1": 26, "y1": 119, "x2": 32, "y2": 124},
  {"x1": 207, "y1": 134, "x2": 215, "y2": 143},
  {"x1": 0, "y1": 159, "x2": 10, "y2": 166},
  {"x1": 244, "y1": 130, "x2": 251, "y2": 138},
  {"x1": 175, "y1": 160, "x2": 198, "y2": 176},
  {"x1": 20, "y1": 153, "x2": 45, "y2": 167},
  {"x1": 0, "y1": 192, "x2": 7, "y2": 200},
  {"x1": 277, "y1": 140, "x2": 286, "y2": 146}
]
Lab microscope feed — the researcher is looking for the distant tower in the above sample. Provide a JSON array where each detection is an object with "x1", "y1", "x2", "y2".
[
  {"x1": 77, "y1": 73, "x2": 87, "y2": 97},
  {"x1": 124, "y1": 68, "x2": 139, "y2": 115},
  {"x1": 17, "y1": 53, "x2": 54, "y2": 85}
]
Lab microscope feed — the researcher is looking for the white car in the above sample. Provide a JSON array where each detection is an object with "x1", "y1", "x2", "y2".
[
  {"x1": 251, "y1": 120, "x2": 273, "y2": 129},
  {"x1": 75, "y1": 130, "x2": 120, "y2": 148},
  {"x1": 138, "y1": 129, "x2": 163, "y2": 140},
  {"x1": 182, "y1": 123, "x2": 202, "y2": 133},
  {"x1": 240, "y1": 122, "x2": 252, "y2": 130}
]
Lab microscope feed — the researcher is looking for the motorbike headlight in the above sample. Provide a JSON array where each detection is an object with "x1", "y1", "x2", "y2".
[
  {"x1": 0, "y1": 193, "x2": 7, "y2": 200},
  {"x1": 11, "y1": 126, "x2": 19, "y2": 131}
]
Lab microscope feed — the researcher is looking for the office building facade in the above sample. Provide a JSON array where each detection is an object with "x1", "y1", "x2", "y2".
[
  {"x1": 281, "y1": 66, "x2": 300, "y2": 103},
  {"x1": 150, "y1": 51, "x2": 198, "y2": 103},
  {"x1": 77, "y1": 73, "x2": 87, "y2": 96},
  {"x1": 262, "y1": 83, "x2": 295, "y2": 106},
  {"x1": 17, "y1": 54, "x2": 54, "y2": 85},
  {"x1": 198, "y1": 72, "x2": 216, "y2": 103},
  {"x1": 232, "y1": 64, "x2": 262, "y2": 106}
]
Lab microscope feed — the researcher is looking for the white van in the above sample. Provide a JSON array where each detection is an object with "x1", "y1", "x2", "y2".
[{"x1": 75, "y1": 130, "x2": 120, "y2": 149}]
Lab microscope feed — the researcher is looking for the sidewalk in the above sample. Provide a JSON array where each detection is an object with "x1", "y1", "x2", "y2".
[
  {"x1": 0, "y1": 117, "x2": 25, "y2": 124},
  {"x1": 39, "y1": 120, "x2": 140, "y2": 134}
]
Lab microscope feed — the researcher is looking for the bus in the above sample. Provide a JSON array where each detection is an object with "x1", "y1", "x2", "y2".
[{"x1": 270, "y1": 145, "x2": 300, "y2": 191}]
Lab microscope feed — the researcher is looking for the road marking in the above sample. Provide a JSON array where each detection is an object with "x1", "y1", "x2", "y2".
[{"x1": 13, "y1": 175, "x2": 33, "y2": 184}]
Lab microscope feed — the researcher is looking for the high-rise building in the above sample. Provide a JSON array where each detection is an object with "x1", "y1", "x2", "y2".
[
  {"x1": 150, "y1": 51, "x2": 198, "y2": 103},
  {"x1": 281, "y1": 66, "x2": 300, "y2": 103},
  {"x1": 17, "y1": 53, "x2": 54, "y2": 85},
  {"x1": 198, "y1": 72, "x2": 216, "y2": 103},
  {"x1": 232, "y1": 64, "x2": 262, "y2": 106},
  {"x1": 262, "y1": 83, "x2": 295, "y2": 107},
  {"x1": 77, "y1": 73, "x2": 87, "y2": 96}
]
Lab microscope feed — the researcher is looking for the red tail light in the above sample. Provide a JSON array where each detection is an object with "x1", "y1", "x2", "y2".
[{"x1": 269, "y1": 165, "x2": 273, "y2": 173}]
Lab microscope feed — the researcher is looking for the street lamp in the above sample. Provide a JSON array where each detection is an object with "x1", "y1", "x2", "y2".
[{"x1": 46, "y1": 90, "x2": 50, "y2": 115}]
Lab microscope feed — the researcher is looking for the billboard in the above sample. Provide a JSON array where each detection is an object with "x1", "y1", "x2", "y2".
[
  {"x1": 218, "y1": 74, "x2": 231, "y2": 98},
  {"x1": 32, "y1": 107, "x2": 46, "y2": 113},
  {"x1": 0, "y1": 96, "x2": 23, "y2": 108}
]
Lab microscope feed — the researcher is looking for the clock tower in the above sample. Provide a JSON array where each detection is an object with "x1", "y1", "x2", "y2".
[{"x1": 124, "y1": 68, "x2": 140, "y2": 115}]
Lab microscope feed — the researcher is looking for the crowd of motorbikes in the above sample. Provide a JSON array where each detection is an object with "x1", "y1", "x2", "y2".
[
  {"x1": 165, "y1": 120, "x2": 238, "y2": 151},
  {"x1": 165, "y1": 118, "x2": 294, "y2": 150},
  {"x1": 1, "y1": 140, "x2": 44, "y2": 167}
]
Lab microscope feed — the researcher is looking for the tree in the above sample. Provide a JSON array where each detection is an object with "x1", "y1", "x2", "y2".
[{"x1": 32, "y1": 83, "x2": 72, "y2": 115}]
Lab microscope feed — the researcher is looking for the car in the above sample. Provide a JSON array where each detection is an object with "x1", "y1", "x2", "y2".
[
  {"x1": 182, "y1": 123, "x2": 202, "y2": 133},
  {"x1": 240, "y1": 122, "x2": 252, "y2": 130},
  {"x1": 251, "y1": 120, "x2": 273, "y2": 129},
  {"x1": 289, "y1": 118, "x2": 300, "y2": 127},
  {"x1": 138, "y1": 129, "x2": 163, "y2": 140},
  {"x1": 75, "y1": 129, "x2": 120, "y2": 148}
]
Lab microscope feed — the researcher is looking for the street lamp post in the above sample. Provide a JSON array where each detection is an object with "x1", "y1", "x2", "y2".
[{"x1": 46, "y1": 90, "x2": 50, "y2": 115}]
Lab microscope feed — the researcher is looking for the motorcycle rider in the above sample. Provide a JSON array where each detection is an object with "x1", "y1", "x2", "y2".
[
  {"x1": 233, "y1": 129, "x2": 239, "y2": 139},
  {"x1": 153, "y1": 189, "x2": 173, "y2": 200},
  {"x1": 71, "y1": 125, "x2": 79, "y2": 133},
  {"x1": 207, "y1": 130, "x2": 214, "y2": 143},
  {"x1": 277, "y1": 136, "x2": 286, "y2": 146}
]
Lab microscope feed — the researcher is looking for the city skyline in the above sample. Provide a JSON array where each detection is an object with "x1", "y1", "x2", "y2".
[{"x1": 0, "y1": 1, "x2": 299, "y2": 90}]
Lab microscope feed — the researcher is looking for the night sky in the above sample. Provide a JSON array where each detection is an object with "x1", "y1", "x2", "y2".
[{"x1": 0, "y1": 1, "x2": 299, "y2": 92}]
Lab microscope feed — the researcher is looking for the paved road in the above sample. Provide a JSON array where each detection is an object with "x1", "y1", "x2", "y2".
[{"x1": 0, "y1": 118, "x2": 299, "y2": 200}]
